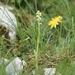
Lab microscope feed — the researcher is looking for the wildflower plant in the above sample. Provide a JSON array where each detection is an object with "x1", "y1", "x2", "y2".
[
  {"x1": 48, "y1": 16, "x2": 62, "y2": 28},
  {"x1": 34, "y1": 10, "x2": 42, "y2": 69}
]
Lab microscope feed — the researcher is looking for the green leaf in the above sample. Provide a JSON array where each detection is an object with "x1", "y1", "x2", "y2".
[{"x1": 16, "y1": 0, "x2": 22, "y2": 5}]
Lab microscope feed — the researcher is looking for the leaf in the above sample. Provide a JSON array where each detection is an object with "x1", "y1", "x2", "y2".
[{"x1": 16, "y1": 0, "x2": 22, "y2": 5}]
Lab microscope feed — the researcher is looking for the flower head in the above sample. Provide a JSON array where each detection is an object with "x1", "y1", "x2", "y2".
[
  {"x1": 48, "y1": 16, "x2": 62, "y2": 28},
  {"x1": 36, "y1": 10, "x2": 42, "y2": 22}
]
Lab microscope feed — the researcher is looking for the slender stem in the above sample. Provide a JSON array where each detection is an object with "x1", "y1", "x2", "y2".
[
  {"x1": 35, "y1": 10, "x2": 41, "y2": 69},
  {"x1": 37, "y1": 22, "x2": 40, "y2": 52},
  {"x1": 35, "y1": 22, "x2": 40, "y2": 69}
]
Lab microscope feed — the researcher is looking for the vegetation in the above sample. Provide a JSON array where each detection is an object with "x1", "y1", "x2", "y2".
[{"x1": 0, "y1": 0, "x2": 75, "y2": 75}]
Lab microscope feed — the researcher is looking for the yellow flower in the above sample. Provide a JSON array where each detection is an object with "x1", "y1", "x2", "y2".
[{"x1": 48, "y1": 16, "x2": 62, "y2": 28}]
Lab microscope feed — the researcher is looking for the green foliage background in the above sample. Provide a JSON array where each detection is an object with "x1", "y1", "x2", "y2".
[{"x1": 0, "y1": 0, "x2": 75, "y2": 75}]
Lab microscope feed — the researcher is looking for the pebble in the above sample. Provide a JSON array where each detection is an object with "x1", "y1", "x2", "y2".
[
  {"x1": 6, "y1": 57, "x2": 27, "y2": 75},
  {"x1": 44, "y1": 68, "x2": 56, "y2": 75}
]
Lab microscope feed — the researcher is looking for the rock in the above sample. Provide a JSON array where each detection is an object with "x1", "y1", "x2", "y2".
[
  {"x1": 0, "y1": 5, "x2": 17, "y2": 43},
  {"x1": 44, "y1": 68, "x2": 56, "y2": 75},
  {"x1": 6, "y1": 57, "x2": 27, "y2": 75},
  {"x1": 0, "y1": 58, "x2": 10, "y2": 65}
]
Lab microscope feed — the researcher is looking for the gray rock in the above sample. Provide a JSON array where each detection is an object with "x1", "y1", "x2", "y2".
[
  {"x1": 6, "y1": 57, "x2": 27, "y2": 75},
  {"x1": 0, "y1": 5, "x2": 17, "y2": 42},
  {"x1": 0, "y1": 58, "x2": 10, "y2": 65},
  {"x1": 44, "y1": 68, "x2": 56, "y2": 75}
]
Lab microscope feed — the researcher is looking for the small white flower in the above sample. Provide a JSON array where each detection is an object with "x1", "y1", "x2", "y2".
[
  {"x1": 36, "y1": 11, "x2": 41, "y2": 17},
  {"x1": 36, "y1": 10, "x2": 42, "y2": 22}
]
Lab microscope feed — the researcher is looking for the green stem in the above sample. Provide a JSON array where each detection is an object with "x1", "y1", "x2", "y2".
[
  {"x1": 35, "y1": 22, "x2": 40, "y2": 69},
  {"x1": 37, "y1": 22, "x2": 40, "y2": 52}
]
